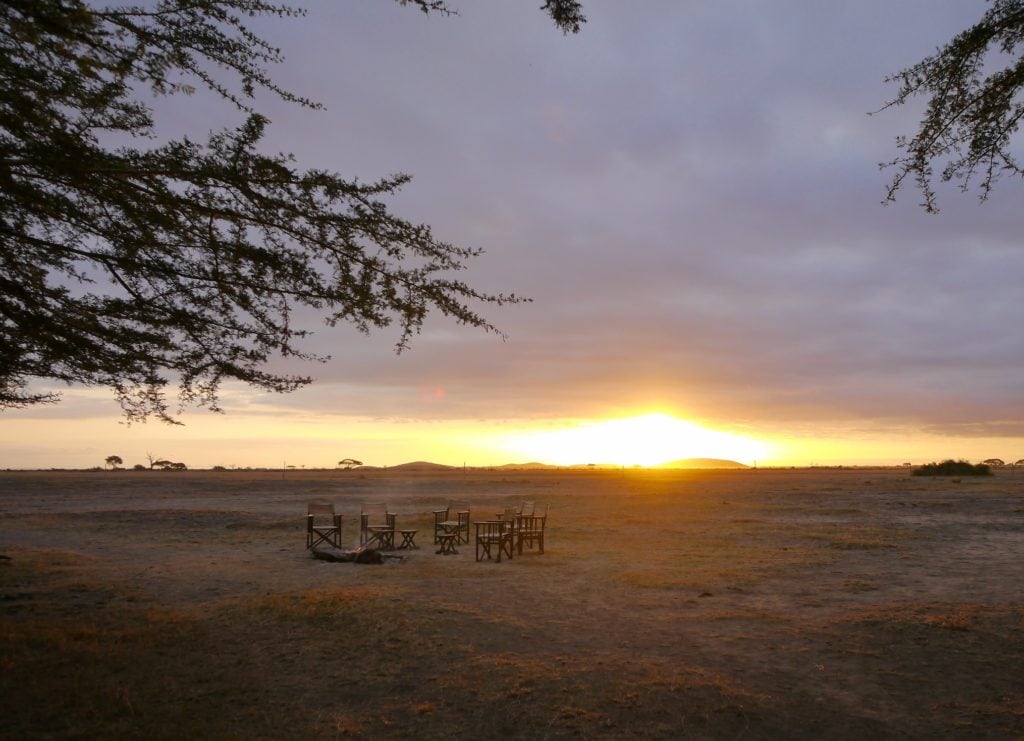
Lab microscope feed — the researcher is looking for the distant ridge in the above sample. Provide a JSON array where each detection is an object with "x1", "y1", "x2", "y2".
[
  {"x1": 654, "y1": 458, "x2": 748, "y2": 469},
  {"x1": 386, "y1": 461, "x2": 456, "y2": 471}
]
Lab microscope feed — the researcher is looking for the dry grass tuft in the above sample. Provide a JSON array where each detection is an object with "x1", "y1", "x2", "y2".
[
  {"x1": 923, "y1": 609, "x2": 975, "y2": 631},
  {"x1": 247, "y1": 585, "x2": 394, "y2": 618}
]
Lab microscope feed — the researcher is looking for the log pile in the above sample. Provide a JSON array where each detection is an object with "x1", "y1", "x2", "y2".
[{"x1": 310, "y1": 547, "x2": 405, "y2": 564}]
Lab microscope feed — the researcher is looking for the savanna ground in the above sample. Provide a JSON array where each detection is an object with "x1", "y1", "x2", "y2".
[{"x1": 1, "y1": 466, "x2": 1023, "y2": 739}]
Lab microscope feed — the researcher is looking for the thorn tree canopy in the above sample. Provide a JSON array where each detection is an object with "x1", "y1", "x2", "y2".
[
  {"x1": 881, "y1": 0, "x2": 1024, "y2": 211},
  {"x1": 0, "y1": 0, "x2": 583, "y2": 423}
]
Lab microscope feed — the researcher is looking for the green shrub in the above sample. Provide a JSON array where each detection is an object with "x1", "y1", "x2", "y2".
[{"x1": 912, "y1": 459, "x2": 991, "y2": 477}]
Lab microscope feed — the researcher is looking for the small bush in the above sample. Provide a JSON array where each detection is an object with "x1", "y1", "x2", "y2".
[{"x1": 912, "y1": 459, "x2": 991, "y2": 477}]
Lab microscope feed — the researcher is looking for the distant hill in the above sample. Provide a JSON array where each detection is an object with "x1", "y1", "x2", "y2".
[
  {"x1": 654, "y1": 458, "x2": 749, "y2": 469},
  {"x1": 386, "y1": 461, "x2": 457, "y2": 471}
]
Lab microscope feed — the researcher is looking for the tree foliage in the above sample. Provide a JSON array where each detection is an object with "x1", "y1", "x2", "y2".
[
  {"x1": 0, "y1": 0, "x2": 559, "y2": 423},
  {"x1": 881, "y1": 0, "x2": 1024, "y2": 211},
  {"x1": 400, "y1": 0, "x2": 586, "y2": 33},
  {"x1": 911, "y1": 459, "x2": 992, "y2": 476}
]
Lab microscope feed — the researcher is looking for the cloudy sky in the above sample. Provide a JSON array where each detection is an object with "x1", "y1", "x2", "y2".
[{"x1": 5, "y1": 0, "x2": 1024, "y2": 469}]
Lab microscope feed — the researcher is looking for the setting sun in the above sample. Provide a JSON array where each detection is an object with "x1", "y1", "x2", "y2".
[{"x1": 499, "y1": 413, "x2": 769, "y2": 467}]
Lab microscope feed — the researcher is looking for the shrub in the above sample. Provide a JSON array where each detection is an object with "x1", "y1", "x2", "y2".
[{"x1": 912, "y1": 459, "x2": 991, "y2": 477}]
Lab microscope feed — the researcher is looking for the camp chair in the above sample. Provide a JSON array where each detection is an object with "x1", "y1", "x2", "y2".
[
  {"x1": 516, "y1": 503, "x2": 548, "y2": 555},
  {"x1": 306, "y1": 501, "x2": 343, "y2": 550},
  {"x1": 433, "y1": 500, "x2": 471, "y2": 545},
  {"x1": 360, "y1": 503, "x2": 396, "y2": 550},
  {"x1": 475, "y1": 507, "x2": 516, "y2": 562}
]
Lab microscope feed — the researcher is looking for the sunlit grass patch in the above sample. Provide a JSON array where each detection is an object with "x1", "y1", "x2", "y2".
[
  {"x1": 841, "y1": 579, "x2": 880, "y2": 593},
  {"x1": 614, "y1": 570, "x2": 705, "y2": 590},
  {"x1": 828, "y1": 601, "x2": 1004, "y2": 633},
  {"x1": 959, "y1": 695, "x2": 1024, "y2": 718},
  {"x1": 2, "y1": 545, "x2": 103, "y2": 576},
  {"x1": 143, "y1": 607, "x2": 193, "y2": 625},
  {"x1": 0, "y1": 620, "x2": 105, "y2": 654},
  {"x1": 244, "y1": 585, "x2": 395, "y2": 618},
  {"x1": 329, "y1": 715, "x2": 365, "y2": 737},
  {"x1": 693, "y1": 607, "x2": 795, "y2": 624},
  {"x1": 827, "y1": 536, "x2": 896, "y2": 550},
  {"x1": 801, "y1": 525, "x2": 915, "y2": 550},
  {"x1": 922, "y1": 607, "x2": 977, "y2": 631},
  {"x1": 420, "y1": 598, "x2": 532, "y2": 632},
  {"x1": 553, "y1": 703, "x2": 615, "y2": 731}
]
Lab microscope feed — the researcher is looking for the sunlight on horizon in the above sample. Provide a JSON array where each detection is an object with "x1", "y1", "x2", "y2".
[{"x1": 498, "y1": 413, "x2": 769, "y2": 467}]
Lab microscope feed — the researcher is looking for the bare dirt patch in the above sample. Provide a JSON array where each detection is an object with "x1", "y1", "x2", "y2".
[{"x1": 2, "y1": 467, "x2": 1023, "y2": 738}]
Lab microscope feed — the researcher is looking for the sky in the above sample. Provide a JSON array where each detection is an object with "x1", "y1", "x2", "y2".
[{"x1": 5, "y1": 0, "x2": 1024, "y2": 469}]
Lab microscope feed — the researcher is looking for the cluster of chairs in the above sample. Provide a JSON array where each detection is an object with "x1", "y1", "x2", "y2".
[
  {"x1": 307, "y1": 499, "x2": 548, "y2": 563},
  {"x1": 305, "y1": 502, "x2": 414, "y2": 551},
  {"x1": 470, "y1": 501, "x2": 548, "y2": 563}
]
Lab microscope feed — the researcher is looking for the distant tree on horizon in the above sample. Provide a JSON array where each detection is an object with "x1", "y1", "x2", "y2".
[
  {"x1": 912, "y1": 459, "x2": 992, "y2": 477},
  {"x1": 337, "y1": 458, "x2": 363, "y2": 470},
  {"x1": 104, "y1": 455, "x2": 122, "y2": 470}
]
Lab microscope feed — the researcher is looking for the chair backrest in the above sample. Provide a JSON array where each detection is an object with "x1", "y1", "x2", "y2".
[
  {"x1": 360, "y1": 503, "x2": 395, "y2": 530},
  {"x1": 452, "y1": 501, "x2": 470, "y2": 528},
  {"x1": 476, "y1": 520, "x2": 504, "y2": 538},
  {"x1": 502, "y1": 507, "x2": 517, "y2": 532},
  {"x1": 308, "y1": 501, "x2": 335, "y2": 519},
  {"x1": 521, "y1": 504, "x2": 548, "y2": 533},
  {"x1": 520, "y1": 501, "x2": 535, "y2": 517}
]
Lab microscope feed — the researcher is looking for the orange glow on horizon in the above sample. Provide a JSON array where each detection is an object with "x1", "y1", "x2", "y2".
[{"x1": 497, "y1": 413, "x2": 769, "y2": 467}]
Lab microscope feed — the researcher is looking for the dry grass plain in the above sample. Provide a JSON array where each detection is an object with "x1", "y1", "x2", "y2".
[{"x1": 2, "y1": 466, "x2": 1024, "y2": 739}]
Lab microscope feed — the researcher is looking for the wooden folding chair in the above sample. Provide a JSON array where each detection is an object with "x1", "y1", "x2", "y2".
[
  {"x1": 516, "y1": 503, "x2": 548, "y2": 555},
  {"x1": 433, "y1": 500, "x2": 471, "y2": 545},
  {"x1": 360, "y1": 503, "x2": 396, "y2": 550},
  {"x1": 475, "y1": 507, "x2": 516, "y2": 562},
  {"x1": 306, "y1": 501, "x2": 342, "y2": 550}
]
